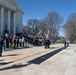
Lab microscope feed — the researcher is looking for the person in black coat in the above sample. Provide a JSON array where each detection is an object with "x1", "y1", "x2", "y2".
[
  {"x1": 0, "y1": 36, "x2": 3, "y2": 57},
  {"x1": 13, "y1": 38, "x2": 16, "y2": 48},
  {"x1": 6, "y1": 37, "x2": 9, "y2": 48},
  {"x1": 17, "y1": 38, "x2": 19, "y2": 48},
  {"x1": 64, "y1": 40, "x2": 67, "y2": 49},
  {"x1": 47, "y1": 40, "x2": 50, "y2": 48}
]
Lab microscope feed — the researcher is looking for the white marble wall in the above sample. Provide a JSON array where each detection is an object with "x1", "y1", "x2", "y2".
[{"x1": 16, "y1": 12, "x2": 23, "y2": 32}]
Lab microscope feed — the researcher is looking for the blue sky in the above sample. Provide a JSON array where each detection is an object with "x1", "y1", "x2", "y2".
[{"x1": 15, "y1": 0, "x2": 76, "y2": 36}]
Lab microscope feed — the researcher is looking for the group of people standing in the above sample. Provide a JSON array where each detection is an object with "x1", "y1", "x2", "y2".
[
  {"x1": 0, "y1": 33, "x2": 25, "y2": 57},
  {"x1": 5, "y1": 34, "x2": 25, "y2": 49},
  {"x1": 0, "y1": 32, "x2": 70, "y2": 57},
  {"x1": 44, "y1": 39, "x2": 50, "y2": 48}
]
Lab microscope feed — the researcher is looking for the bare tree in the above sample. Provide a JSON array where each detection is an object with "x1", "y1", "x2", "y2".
[
  {"x1": 63, "y1": 13, "x2": 76, "y2": 43},
  {"x1": 43, "y1": 11, "x2": 63, "y2": 41},
  {"x1": 22, "y1": 26, "x2": 33, "y2": 34},
  {"x1": 39, "y1": 20, "x2": 47, "y2": 37},
  {"x1": 27, "y1": 19, "x2": 40, "y2": 36}
]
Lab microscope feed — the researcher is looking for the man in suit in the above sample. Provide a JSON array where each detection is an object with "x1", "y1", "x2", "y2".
[
  {"x1": 0, "y1": 36, "x2": 3, "y2": 57},
  {"x1": 64, "y1": 40, "x2": 67, "y2": 49}
]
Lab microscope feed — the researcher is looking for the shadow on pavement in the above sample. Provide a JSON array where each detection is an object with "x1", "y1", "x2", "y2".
[
  {"x1": 3, "y1": 54, "x2": 21, "y2": 57},
  {"x1": 0, "y1": 60, "x2": 4, "y2": 61},
  {"x1": 5, "y1": 47, "x2": 33, "y2": 51},
  {"x1": 0, "y1": 61, "x2": 14, "y2": 66},
  {"x1": 0, "y1": 63, "x2": 30, "y2": 71},
  {"x1": 28, "y1": 47, "x2": 65, "y2": 64}
]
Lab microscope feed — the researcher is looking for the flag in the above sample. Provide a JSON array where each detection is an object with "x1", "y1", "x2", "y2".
[{"x1": 46, "y1": 30, "x2": 50, "y2": 40}]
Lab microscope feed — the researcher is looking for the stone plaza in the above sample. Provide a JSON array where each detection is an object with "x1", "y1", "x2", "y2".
[{"x1": 0, "y1": 44, "x2": 76, "y2": 75}]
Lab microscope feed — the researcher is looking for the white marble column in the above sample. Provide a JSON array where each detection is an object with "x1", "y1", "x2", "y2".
[
  {"x1": 13, "y1": 12, "x2": 16, "y2": 34},
  {"x1": 1, "y1": 6, "x2": 4, "y2": 35},
  {"x1": 8, "y1": 9, "x2": 11, "y2": 34},
  {"x1": 21, "y1": 24, "x2": 23, "y2": 32}
]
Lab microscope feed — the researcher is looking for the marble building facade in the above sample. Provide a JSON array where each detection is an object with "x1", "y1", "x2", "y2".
[{"x1": 0, "y1": 0, "x2": 24, "y2": 35}]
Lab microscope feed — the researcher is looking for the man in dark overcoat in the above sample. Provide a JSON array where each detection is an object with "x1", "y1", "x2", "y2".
[{"x1": 0, "y1": 36, "x2": 3, "y2": 56}]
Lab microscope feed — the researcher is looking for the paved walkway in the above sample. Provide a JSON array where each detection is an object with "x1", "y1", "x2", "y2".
[{"x1": 0, "y1": 44, "x2": 76, "y2": 75}]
